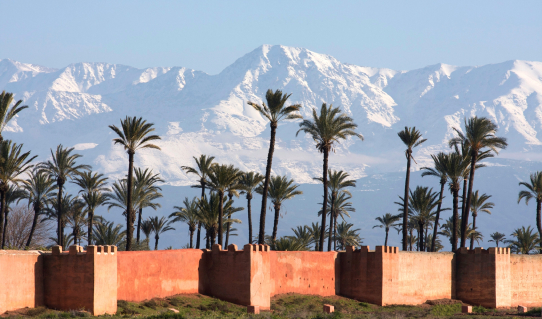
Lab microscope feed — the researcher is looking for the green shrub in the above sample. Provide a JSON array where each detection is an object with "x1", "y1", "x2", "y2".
[
  {"x1": 431, "y1": 304, "x2": 461, "y2": 316},
  {"x1": 26, "y1": 307, "x2": 47, "y2": 316}
]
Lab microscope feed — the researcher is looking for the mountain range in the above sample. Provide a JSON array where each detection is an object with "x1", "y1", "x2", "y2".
[{"x1": 1, "y1": 44, "x2": 541, "y2": 249}]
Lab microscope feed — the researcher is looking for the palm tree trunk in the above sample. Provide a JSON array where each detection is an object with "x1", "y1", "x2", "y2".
[
  {"x1": 206, "y1": 230, "x2": 210, "y2": 249},
  {"x1": 409, "y1": 228, "x2": 413, "y2": 251},
  {"x1": 218, "y1": 191, "x2": 224, "y2": 247},
  {"x1": 462, "y1": 152, "x2": 478, "y2": 248},
  {"x1": 73, "y1": 227, "x2": 77, "y2": 247},
  {"x1": 247, "y1": 194, "x2": 253, "y2": 244},
  {"x1": 26, "y1": 205, "x2": 40, "y2": 248},
  {"x1": 460, "y1": 178, "x2": 467, "y2": 234},
  {"x1": 402, "y1": 150, "x2": 412, "y2": 251},
  {"x1": 125, "y1": 152, "x2": 135, "y2": 251},
  {"x1": 136, "y1": 207, "x2": 142, "y2": 244},
  {"x1": 88, "y1": 209, "x2": 94, "y2": 246},
  {"x1": 320, "y1": 147, "x2": 329, "y2": 252},
  {"x1": 210, "y1": 228, "x2": 216, "y2": 246},
  {"x1": 385, "y1": 228, "x2": 389, "y2": 246},
  {"x1": 196, "y1": 181, "x2": 205, "y2": 249},
  {"x1": 417, "y1": 223, "x2": 423, "y2": 251},
  {"x1": 452, "y1": 188, "x2": 459, "y2": 251},
  {"x1": 327, "y1": 194, "x2": 335, "y2": 251},
  {"x1": 537, "y1": 199, "x2": 542, "y2": 253},
  {"x1": 469, "y1": 214, "x2": 477, "y2": 250},
  {"x1": 189, "y1": 229, "x2": 194, "y2": 248},
  {"x1": 0, "y1": 190, "x2": 3, "y2": 247},
  {"x1": 154, "y1": 235, "x2": 159, "y2": 250},
  {"x1": 57, "y1": 181, "x2": 63, "y2": 248},
  {"x1": 258, "y1": 123, "x2": 277, "y2": 245},
  {"x1": 334, "y1": 215, "x2": 338, "y2": 251},
  {"x1": 431, "y1": 180, "x2": 445, "y2": 252},
  {"x1": 225, "y1": 217, "x2": 231, "y2": 247},
  {"x1": 272, "y1": 203, "x2": 281, "y2": 243},
  {"x1": 2, "y1": 210, "x2": 9, "y2": 249}
]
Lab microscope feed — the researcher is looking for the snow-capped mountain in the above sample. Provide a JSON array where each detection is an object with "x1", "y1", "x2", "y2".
[
  {"x1": 2, "y1": 45, "x2": 541, "y2": 249},
  {"x1": 2, "y1": 45, "x2": 541, "y2": 185}
]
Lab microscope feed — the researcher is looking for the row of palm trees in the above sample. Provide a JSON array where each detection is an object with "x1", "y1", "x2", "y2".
[{"x1": 2, "y1": 88, "x2": 541, "y2": 253}]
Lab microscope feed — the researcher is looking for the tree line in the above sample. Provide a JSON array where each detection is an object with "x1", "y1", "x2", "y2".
[{"x1": 0, "y1": 89, "x2": 540, "y2": 254}]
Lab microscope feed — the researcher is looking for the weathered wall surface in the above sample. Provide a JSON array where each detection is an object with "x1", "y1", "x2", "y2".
[
  {"x1": 396, "y1": 252, "x2": 455, "y2": 304},
  {"x1": 43, "y1": 245, "x2": 117, "y2": 315},
  {"x1": 270, "y1": 251, "x2": 338, "y2": 297},
  {"x1": 510, "y1": 254, "x2": 542, "y2": 307},
  {"x1": 117, "y1": 249, "x2": 203, "y2": 302},
  {"x1": 455, "y1": 247, "x2": 510, "y2": 308},
  {"x1": 339, "y1": 246, "x2": 386, "y2": 305},
  {"x1": 0, "y1": 250, "x2": 44, "y2": 314},
  {"x1": 200, "y1": 244, "x2": 271, "y2": 309}
]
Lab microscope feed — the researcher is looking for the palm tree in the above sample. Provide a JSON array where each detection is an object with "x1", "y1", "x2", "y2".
[
  {"x1": 105, "y1": 178, "x2": 161, "y2": 246},
  {"x1": 257, "y1": 175, "x2": 302, "y2": 243},
  {"x1": 0, "y1": 140, "x2": 36, "y2": 247},
  {"x1": 50, "y1": 233, "x2": 74, "y2": 251},
  {"x1": 397, "y1": 127, "x2": 427, "y2": 251},
  {"x1": 149, "y1": 216, "x2": 175, "y2": 250},
  {"x1": 43, "y1": 193, "x2": 76, "y2": 245},
  {"x1": 238, "y1": 171, "x2": 264, "y2": 244},
  {"x1": 407, "y1": 186, "x2": 441, "y2": 251},
  {"x1": 109, "y1": 116, "x2": 161, "y2": 251},
  {"x1": 93, "y1": 221, "x2": 126, "y2": 247},
  {"x1": 488, "y1": 232, "x2": 506, "y2": 247},
  {"x1": 314, "y1": 170, "x2": 356, "y2": 251},
  {"x1": 289, "y1": 225, "x2": 313, "y2": 248},
  {"x1": 181, "y1": 154, "x2": 215, "y2": 249},
  {"x1": 65, "y1": 199, "x2": 87, "y2": 246},
  {"x1": 205, "y1": 164, "x2": 242, "y2": 247},
  {"x1": 425, "y1": 234, "x2": 444, "y2": 252},
  {"x1": 518, "y1": 171, "x2": 542, "y2": 252},
  {"x1": 72, "y1": 171, "x2": 109, "y2": 245},
  {"x1": 421, "y1": 152, "x2": 448, "y2": 252},
  {"x1": 334, "y1": 221, "x2": 363, "y2": 250},
  {"x1": 0, "y1": 91, "x2": 28, "y2": 142},
  {"x1": 297, "y1": 103, "x2": 363, "y2": 251},
  {"x1": 170, "y1": 197, "x2": 199, "y2": 248},
  {"x1": 20, "y1": 169, "x2": 57, "y2": 248},
  {"x1": 432, "y1": 151, "x2": 470, "y2": 251},
  {"x1": 469, "y1": 191, "x2": 493, "y2": 250},
  {"x1": 273, "y1": 236, "x2": 309, "y2": 251},
  {"x1": 506, "y1": 226, "x2": 540, "y2": 254},
  {"x1": 319, "y1": 191, "x2": 355, "y2": 250},
  {"x1": 307, "y1": 222, "x2": 324, "y2": 251},
  {"x1": 141, "y1": 219, "x2": 153, "y2": 242},
  {"x1": 450, "y1": 116, "x2": 507, "y2": 248},
  {"x1": 196, "y1": 193, "x2": 242, "y2": 247},
  {"x1": 438, "y1": 217, "x2": 482, "y2": 248},
  {"x1": 2, "y1": 185, "x2": 25, "y2": 248},
  {"x1": 39, "y1": 145, "x2": 90, "y2": 247},
  {"x1": 373, "y1": 213, "x2": 401, "y2": 246},
  {"x1": 248, "y1": 89, "x2": 302, "y2": 245},
  {"x1": 225, "y1": 179, "x2": 241, "y2": 247},
  {"x1": 134, "y1": 168, "x2": 163, "y2": 244}
]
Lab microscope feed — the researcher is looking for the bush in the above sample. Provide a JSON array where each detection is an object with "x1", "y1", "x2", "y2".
[
  {"x1": 431, "y1": 304, "x2": 461, "y2": 316},
  {"x1": 26, "y1": 307, "x2": 47, "y2": 317}
]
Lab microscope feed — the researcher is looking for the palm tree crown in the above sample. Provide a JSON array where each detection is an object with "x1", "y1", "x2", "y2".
[
  {"x1": 20, "y1": 169, "x2": 57, "y2": 248},
  {"x1": 373, "y1": 213, "x2": 401, "y2": 246},
  {"x1": 149, "y1": 216, "x2": 175, "y2": 250},
  {"x1": 488, "y1": 232, "x2": 506, "y2": 247},
  {"x1": 0, "y1": 91, "x2": 28, "y2": 142},
  {"x1": 518, "y1": 171, "x2": 542, "y2": 252},
  {"x1": 170, "y1": 197, "x2": 199, "y2": 248},
  {"x1": 469, "y1": 190, "x2": 493, "y2": 249}
]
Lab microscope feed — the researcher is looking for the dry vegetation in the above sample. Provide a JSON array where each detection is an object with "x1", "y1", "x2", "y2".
[
  {"x1": 3, "y1": 205, "x2": 53, "y2": 249},
  {"x1": 2, "y1": 294, "x2": 541, "y2": 319}
]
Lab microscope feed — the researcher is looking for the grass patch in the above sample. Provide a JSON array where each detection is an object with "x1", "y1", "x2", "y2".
[
  {"x1": 431, "y1": 304, "x2": 461, "y2": 317},
  {"x1": 26, "y1": 307, "x2": 47, "y2": 317}
]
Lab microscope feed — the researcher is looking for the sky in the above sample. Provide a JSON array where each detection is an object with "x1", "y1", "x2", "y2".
[{"x1": 1, "y1": 1, "x2": 541, "y2": 74}]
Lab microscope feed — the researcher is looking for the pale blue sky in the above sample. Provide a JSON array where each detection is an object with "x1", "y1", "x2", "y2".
[{"x1": 2, "y1": 1, "x2": 541, "y2": 74}]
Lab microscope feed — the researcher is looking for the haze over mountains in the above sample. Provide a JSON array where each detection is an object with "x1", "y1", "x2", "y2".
[{"x1": 1, "y1": 44, "x2": 541, "y2": 249}]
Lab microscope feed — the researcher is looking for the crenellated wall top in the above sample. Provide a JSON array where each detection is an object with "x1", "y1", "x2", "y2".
[{"x1": 51, "y1": 245, "x2": 117, "y2": 256}]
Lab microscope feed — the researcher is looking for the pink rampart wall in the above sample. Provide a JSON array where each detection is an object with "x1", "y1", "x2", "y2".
[
  {"x1": 117, "y1": 249, "x2": 204, "y2": 302},
  {"x1": 396, "y1": 252, "x2": 455, "y2": 304},
  {"x1": 510, "y1": 254, "x2": 542, "y2": 307},
  {"x1": 0, "y1": 250, "x2": 44, "y2": 314},
  {"x1": 270, "y1": 251, "x2": 338, "y2": 297}
]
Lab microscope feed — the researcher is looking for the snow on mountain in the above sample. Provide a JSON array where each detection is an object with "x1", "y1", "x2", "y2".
[
  {"x1": 2, "y1": 46, "x2": 542, "y2": 186},
  {"x1": 2, "y1": 44, "x2": 542, "y2": 249}
]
